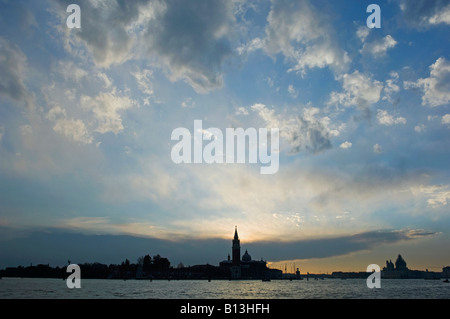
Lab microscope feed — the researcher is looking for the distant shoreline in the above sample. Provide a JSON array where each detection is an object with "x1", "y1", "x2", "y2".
[{"x1": 1, "y1": 266, "x2": 447, "y2": 281}]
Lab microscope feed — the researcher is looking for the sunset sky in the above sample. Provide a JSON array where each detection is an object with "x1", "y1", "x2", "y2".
[{"x1": 0, "y1": 0, "x2": 449, "y2": 273}]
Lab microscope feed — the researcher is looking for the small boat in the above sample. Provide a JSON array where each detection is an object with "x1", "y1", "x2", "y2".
[
  {"x1": 262, "y1": 278, "x2": 271, "y2": 282},
  {"x1": 443, "y1": 279, "x2": 449, "y2": 283}
]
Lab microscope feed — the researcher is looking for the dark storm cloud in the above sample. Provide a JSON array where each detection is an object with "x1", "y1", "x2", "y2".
[{"x1": 0, "y1": 227, "x2": 436, "y2": 268}]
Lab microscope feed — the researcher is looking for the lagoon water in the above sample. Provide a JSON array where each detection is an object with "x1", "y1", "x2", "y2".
[{"x1": 0, "y1": 277, "x2": 449, "y2": 299}]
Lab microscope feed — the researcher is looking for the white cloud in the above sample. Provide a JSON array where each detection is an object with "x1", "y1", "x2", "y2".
[
  {"x1": 80, "y1": 90, "x2": 136, "y2": 135},
  {"x1": 56, "y1": 61, "x2": 88, "y2": 83},
  {"x1": 404, "y1": 57, "x2": 450, "y2": 107},
  {"x1": 399, "y1": 0, "x2": 450, "y2": 27},
  {"x1": 97, "y1": 72, "x2": 113, "y2": 89},
  {"x1": 237, "y1": 37, "x2": 264, "y2": 56},
  {"x1": 442, "y1": 114, "x2": 450, "y2": 125},
  {"x1": 373, "y1": 144, "x2": 382, "y2": 154},
  {"x1": 288, "y1": 85, "x2": 298, "y2": 98},
  {"x1": 46, "y1": 106, "x2": 93, "y2": 144},
  {"x1": 360, "y1": 35, "x2": 397, "y2": 57},
  {"x1": 428, "y1": 6, "x2": 450, "y2": 25},
  {"x1": 329, "y1": 71, "x2": 383, "y2": 109},
  {"x1": 132, "y1": 69, "x2": 154, "y2": 105},
  {"x1": 383, "y1": 71, "x2": 400, "y2": 104},
  {"x1": 414, "y1": 124, "x2": 426, "y2": 133},
  {"x1": 264, "y1": 0, "x2": 349, "y2": 75},
  {"x1": 417, "y1": 185, "x2": 450, "y2": 208},
  {"x1": 235, "y1": 106, "x2": 248, "y2": 115},
  {"x1": 376, "y1": 109, "x2": 407, "y2": 126},
  {"x1": 52, "y1": 117, "x2": 94, "y2": 145},
  {"x1": 356, "y1": 26, "x2": 369, "y2": 42},
  {"x1": 339, "y1": 141, "x2": 352, "y2": 149},
  {"x1": 181, "y1": 97, "x2": 196, "y2": 109}
]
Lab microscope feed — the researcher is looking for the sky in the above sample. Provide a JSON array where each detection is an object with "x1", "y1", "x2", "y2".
[{"x1": 0, "y1": 0, "x2": 449, "y2": 273}]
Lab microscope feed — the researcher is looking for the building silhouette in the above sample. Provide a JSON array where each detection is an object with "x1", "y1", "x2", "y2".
[
  {"x1": 332, "y1": 254, "x2": 447, "y2": 280},
  {"x1": 395, "y1": 254, "x2": 407, "y2": 271},
  {"x1": 231, "y1": 226, "x2": 241, "y2": 279},
  {"x1": 219, "y1": 226, "x2": 282, "y2": 279},
  {"x1": 381, "y1": 254, "x2": 441, "y2": 279},
  {"x1": 384, "y1": 254, "x2": 408, "y2": 272}
]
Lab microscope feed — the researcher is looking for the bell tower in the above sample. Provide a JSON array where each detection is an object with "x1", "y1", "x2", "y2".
[
  {"x1": 232, "y1": 226, "x2": 241, "y2": 266},
  {"x1": 231, "y1": 226, "x2": 241, "y2": 279}
]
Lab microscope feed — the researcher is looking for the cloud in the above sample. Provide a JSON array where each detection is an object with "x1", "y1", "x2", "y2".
[
  {"x1": 52, "y1": 0, "x2": 148, "y2": 67},
  {"x1": 442, "y1": 114, "x2": 450, "y2": 125},
  {"x1": 376, "y1": 109, "x2": 407, "y2": 126},
  {"x1": 250, "y1": 229, "x2": 437, "y2": 261},
  {"x1": 360, "y1": 35, "x2": 397, "y2": 57},
  {"x1": 399, "y1": 0, "x2": 450, "y2": 27},
  {"x1": 99, "y1": 155, "x2": 181, "y2": 205},
  {"x1": 165, "y1": 157, "x2": 437, "y2": 244},
  {"x1": 235, "y1": 106, "x2": 248, "y2": 115},
  {"x1": 250, "y1": 103, "x2": 338, "y2": 154},
  {"x1": 40, "y1": 62, "x2": 136, "y2": 144},
  {"x1": 383, "y1": 71, "x2": 401, "y2": 105},
  {"x1": 143, "y1": 0, "x2": 236, "y2": 93},
  {"x1": 0, "y1": 227, "x2": 436, "y2": 268},
  {"x1": 418, "y1": 185, "x2": 450, "y2": 208},
  {"x1": 263, "y1": 0, "x2": 349, "y2": 75},
  {"x1": 287, "y1": 85, "x2": 298, "y2": 98},
  {"x1": 373, "y1": 144, "x2": 382, "y2": 153},
  {"x1": 404, "y1": 57, "x2": 450, "y2": 107},
  {"x1": 181, "y1": 97, "x2": 196, "y2": 109},
  {"x1": 56, "y1": 60, "x2": 88, "y2": 83},
  {"x1": 46, "y1": 106, "x2": 93, "y2": 144},
  {"x1": 414, "y1": 124, "x2": 426, "y2": 133},
  {"x1": 132, "y1": 69, "x2": 153, "y2": 97},
  {"x1": 339, "y1": 141, "x2": 352, "y2": 149},
  {"x1": 52, "y1": 0, "x2": 237, "y2": 93},
  {"x1": 80, "y1": 89, "x2": 136, "y2": 135},
  {"x1": 356, "y1": 26, "x2": 370, "y2": 42},
  {"x1": 328, "y1": 71, "x2": 383, "y2": 112},
  {"x1": 0, "y1": 37, "x2": 33, "y2": 108},
  {"x1": 132, "y1": 68, "x2": 153, "y2": 105},
  {"x1": 236, "y1": 37, "x2": 264, "y2": 57}
]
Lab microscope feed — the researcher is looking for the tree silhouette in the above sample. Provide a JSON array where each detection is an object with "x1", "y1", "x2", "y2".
[{"x1": 143, "y1": 254, "x2": 152, "y2": 273}]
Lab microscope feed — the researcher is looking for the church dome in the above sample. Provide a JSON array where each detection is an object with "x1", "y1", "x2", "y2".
[
  {"x1": 242, "y1": 250, "x2": 252, "y2": 262},
  {"x1": 395, "y1": 254, "x2": 407, "y2": 270}
]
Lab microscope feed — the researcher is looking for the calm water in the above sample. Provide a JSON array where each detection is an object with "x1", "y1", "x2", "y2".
[{"x1": 0, "y1": 278, "x2": 449, "y2": 299}]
